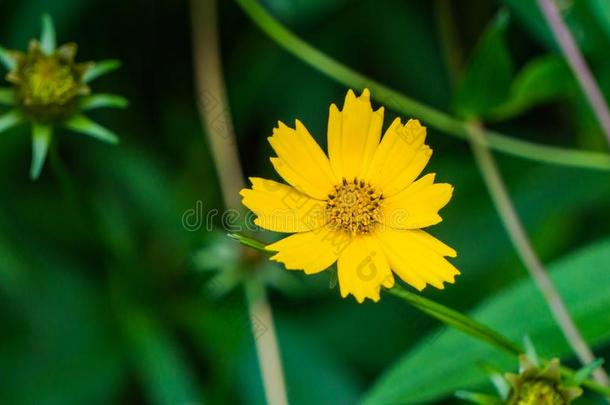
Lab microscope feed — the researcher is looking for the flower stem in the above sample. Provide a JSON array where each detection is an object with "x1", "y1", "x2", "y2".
[
  {"x1": 388, "y1": 284, "x2": 521, "y2": 355},
  {"x1": 466, "y1": 120, "x2": 610, "y2": 389},
  {"x1": 234, "y1": 0, "x2": 610, "y2": 171},
  {"x1": 190, "y1": 1, "x2": 288, "y2": 404},
  {"x1": 387, "y1": 283, "x2": 610, "y2": 397},
  {"x1": 230, "y1": 232, "x2": 610, "y2": 397},
  {"x1": 537, "y1": 0, "x2": 610, "y2": 146}
]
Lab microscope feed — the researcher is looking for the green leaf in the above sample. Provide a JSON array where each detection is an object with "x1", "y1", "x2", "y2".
[
  {"x1": 237, "y1": 320, "x2": 361, "y2": 404},
  {"x1": 79, "y1": 93, "x2": 129, "y2": 110},
  {"x1": 0, "y1": 109, "x2": 24, "y2": 134},
  {"x1": 364, "y1": 238, "x2": 610, "y2": 404},
  {"x1": 30, "y1": 123, "x2": 52, "y2": 180},
  {"x1": 0, "y1": 88, "x2": 16, "y2": 105},
  {"x1": 453, "y1": 10, "x2": 513, "y2": 118},
  {"x1": 455, "y1": 391, "x2": 503, "y2": 405},
  {"x1": 503, "y1": 0, "x2": 605, "y2": 53},
  {"x1": 121, "y1": 309, "x2": 202, "y2": 405},
  {"x1": 83, "y1": 59, "x2": 121, "y2": 83},
  {"x1": 0, "y1": 262, "x2": 125, "y2": 405},
  {"x1": 589, "y1": 0, "x2": 610, "y2": 41},
  {"x1": 0, "y1": 46, "x2": 16, "y2": 71},
  {"x1": 487, "y1": 55, "x2": 574, "y2": 121},
  {"x1": 40, "y1": 14, "x2": 56, "y2": 55},
  {"x1": 63, "y1": 114, "x2": 119, "y2": 144}
]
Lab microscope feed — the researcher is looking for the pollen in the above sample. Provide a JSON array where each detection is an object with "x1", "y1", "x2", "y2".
[{"x1": 325, "y1": 178, "x2": 383, "y2": 235}]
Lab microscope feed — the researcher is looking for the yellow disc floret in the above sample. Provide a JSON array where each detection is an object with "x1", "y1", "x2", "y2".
[
  {"x1": 514, "y1": 380, "x2": 565, "y2": 405},
  {"x1": 7, "y1": 41, "x2": 90, "y2": 122},
  {"x1": 22, "y1": 56, "x2": 77, "y2": 106},
  {"x1": 326, "y1": 178, "x2": 383, "y2": 235}
]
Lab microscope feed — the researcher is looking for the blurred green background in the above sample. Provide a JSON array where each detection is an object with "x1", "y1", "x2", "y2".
[{"x1": 1, "y1": 0, "x2": 610, "y2": 403}]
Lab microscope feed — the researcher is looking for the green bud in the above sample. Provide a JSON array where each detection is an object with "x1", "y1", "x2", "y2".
[
  {"x1": 6, "y1": 40, "x2": 91, "y2": 122},
  {"x1": 506, "y1": 357, "x2": 582, "y2": 405}
]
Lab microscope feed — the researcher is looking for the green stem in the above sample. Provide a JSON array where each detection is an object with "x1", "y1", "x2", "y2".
[
  {"x1": 231, "y1": 232, "x2": 610, "y2": 397},
  {"x1": 466, "y1": 121, "x2": 610, "y2": 390},
  {"x1": 190, "y1": 2, "x2": 288, "y2": 404},
  {"x1": 388, "y1": 284, "x2": 521, "y2": 355},
  {"x1": 234, "y1": 0, "x2": 610, "y2": 171}
]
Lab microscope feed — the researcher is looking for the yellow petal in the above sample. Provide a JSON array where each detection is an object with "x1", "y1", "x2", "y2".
[
  {"x1": 381, "y1": 174, "x2": 454, "y2": 229},
  {"x1": 327, "y1": 89, "x2": 384, "y2": 181},
  {"x1": 375, "y1": 227, "x2": 459, "y2": 290},
  {"x1": 365, "y1": 118, "x2": 432, "y2": 197},
  {"x1": 268, "y1": 120, "x2": 336, "y2": 200},
  {"x1": 240, "y1": 178, "x2": 326, "y2": 233},
  {"x1": 267, "y1": 226, "x2": 349, "y2": 274},
  {"x1": 337, "y1": 236, "x2": 395, "y2": 303}
]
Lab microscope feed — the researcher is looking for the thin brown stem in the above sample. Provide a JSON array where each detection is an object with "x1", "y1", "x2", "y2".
[
  {"x1": 467, "y1": 121, "x2": 610, "y2": 389},
  {"x1": 538, "y1": 0, "x2": 610, "y2": 146},
  {"x1": 190, "y1": 1, "x2": 288, "y2": 403}
]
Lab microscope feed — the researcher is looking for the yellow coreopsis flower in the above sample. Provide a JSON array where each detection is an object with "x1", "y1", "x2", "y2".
[{"x1": 240, "y1": 89, "x2": 459, "y2": 302}]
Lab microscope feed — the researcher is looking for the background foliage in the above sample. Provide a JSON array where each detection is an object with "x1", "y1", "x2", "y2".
[{"x1": 1, "y1": 0, "x2": 609, "y2": 404}]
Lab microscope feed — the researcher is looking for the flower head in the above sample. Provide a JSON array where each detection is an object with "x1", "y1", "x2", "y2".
[
  {"x1": 505, "y1": 356, "x2": 582, "y2": 405},
  {"x1": 240, "y1": 89, "x2": 459, "y2": 302},
  {"x1": 7, "y1": 40, "x2": 91, "y2": 122},
  {"x1": 0, "y1": 14, "x2": 127, "y2": 180},
  {"x1": 457, "y1": 353, "x2": 587, "y2": 405}
]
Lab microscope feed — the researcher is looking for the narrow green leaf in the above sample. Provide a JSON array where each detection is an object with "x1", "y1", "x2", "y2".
[
  {"x1": 40, "y1": 14, "x2": 56, "y2": 55},
  {"x1": 63, "y1": 114, "x2": 119, "y2": 144},
  {"x1": 228, "y1": 233, "x2": 268, "y2": 252},
  {"x1": 488, "y1": 55, "x2": 574, "y2": 121},
  {"x1": 83, "y1": 60, "x2": 121, "y2": 83},
  {"x1": 122, "y1": 309, "x2": 202, "y2": 405},
  {"x1": 589, "y1": 0, "x2": 610, "y2": 41},
  {"x1": 453, "y1": 10, "x2": 513, "y2": 118},
  {"x1": 79, "y1": 94, "x2": 129, "y2": 111},
  {"x1": 30, "y1": 124, "x2": 52, "y2": 180},
  {"x1": 0, "y1": 109, "x2": 24, "y2": 134},
  {"x1": 0, "y1": 88, "x2": 16, "y2": 105},
  {"x1": 364, "y1": 238, "x2": 610, "y2": 404},
  {"x1": 0, "y1": 46, "x2": 16, "y2": 71},
  {"x1": 505, "y1": 0, "x2": 603, "y2": 53}
]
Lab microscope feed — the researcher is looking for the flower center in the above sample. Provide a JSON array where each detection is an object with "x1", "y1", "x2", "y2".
[
  {"x1": 325, "y1": 178, "x2": 383, "y2": 235},
  {"x1": 22, "y1": 56, "x2": 78, "y2": 106},
  {"x1": 516, "y1": 380, "x2": 565, "y2": 405}
]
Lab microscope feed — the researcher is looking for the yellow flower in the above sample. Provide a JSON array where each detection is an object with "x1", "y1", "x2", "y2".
[{"x1": 240, "y1": 89, "x2": 459, "y2": 302}]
